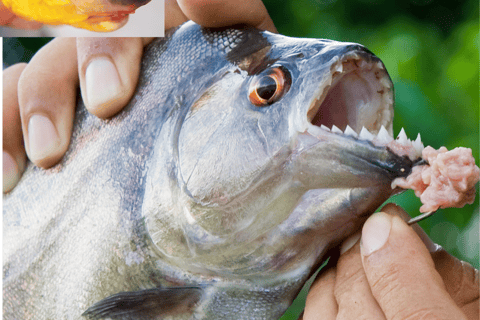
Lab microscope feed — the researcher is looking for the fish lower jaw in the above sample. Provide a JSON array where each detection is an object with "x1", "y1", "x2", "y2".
[{"x1": 306, "y1": 122, "x2": 425, "y2": 161}]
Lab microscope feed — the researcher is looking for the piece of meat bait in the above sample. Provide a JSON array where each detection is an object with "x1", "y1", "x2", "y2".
[{"x1": 392, "y1": 146, "x2": 479, "y2": 212}]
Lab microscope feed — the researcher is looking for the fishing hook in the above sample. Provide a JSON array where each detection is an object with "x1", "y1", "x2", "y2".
[{"x1": 407, "y1": 210, "x2": 437, "y2": 225}]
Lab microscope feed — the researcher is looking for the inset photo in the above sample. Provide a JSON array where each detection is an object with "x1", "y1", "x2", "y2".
[{"x1": 0, "y1": 0, "x2": 164, "y2": 37}]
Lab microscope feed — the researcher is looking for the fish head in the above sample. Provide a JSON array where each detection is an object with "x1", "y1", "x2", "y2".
[{"x1": 145, "y1": 24, "x2": 417, "y2": 274}]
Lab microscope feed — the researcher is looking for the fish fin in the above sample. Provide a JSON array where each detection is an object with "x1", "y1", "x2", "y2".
[{"x1": 82, "y1": 286, "x2": 204, "y2": 319}]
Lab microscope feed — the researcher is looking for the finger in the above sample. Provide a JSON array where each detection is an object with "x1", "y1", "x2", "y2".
[
  {"x1": 380, "y1": 203, "x2": 439, "y2": 252},
  {"x1": 334, "y1": 233, "x2": 386, "y2": 320},
  {"x1": 165, "y1": 0, "x2": 189, "y2": 30},
  {"x1": 431, "y1": 249, "x2": 479, "y2": 319},
  {"x1": 177, "y1": 0, "x2": 277, "y2": 33},
  {"x1": 303, "y1": 267, "x2": 337, "y2": 320},
  {"x1": 381, "y1": 203, "x2": 479, "y2": 318},
  {"x1": 3, "y1": 64, "x2": 27, "y2": 193},
  {"x1": 17, "y1": 38, "x2": 77, "y2": 169},
  {"x1": 77, "y1": 37, "x2": 153, "y2": 119},
  {"x1": 361, "y1": 212, "x2": 467, "y2": 320}
]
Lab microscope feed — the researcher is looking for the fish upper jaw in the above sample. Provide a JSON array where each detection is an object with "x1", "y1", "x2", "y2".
[
  {"x1": 301, "y1": 46, "x2": 395, "y2": 136},
  {"x1": 292, "y1": 45, "x2": 426, "y2": 190}
]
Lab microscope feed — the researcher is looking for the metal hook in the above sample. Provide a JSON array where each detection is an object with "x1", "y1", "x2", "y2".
[{"x1": 407, "y1": 210, "x2": 437, "y2": 225}]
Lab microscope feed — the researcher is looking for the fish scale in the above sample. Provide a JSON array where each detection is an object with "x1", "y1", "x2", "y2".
[{"x1": 4, "y1": 22, "x2": 416, "y2": 319}]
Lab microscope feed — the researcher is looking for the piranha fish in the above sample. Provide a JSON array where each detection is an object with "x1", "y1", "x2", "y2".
[
  {"x1": 5, "y1": 22, "x2": 430, "y2": 319},
  {"x1": 1, "y1": 0, "x2": 150, "y2": 31}
]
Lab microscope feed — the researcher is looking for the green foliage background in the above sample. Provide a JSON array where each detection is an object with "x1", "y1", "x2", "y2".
[{"x1": 260, "y1": 0, "x2": 479, "y2": 318}]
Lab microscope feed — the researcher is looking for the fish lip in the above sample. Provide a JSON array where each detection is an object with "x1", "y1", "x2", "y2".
[
  {"x1": 85, "y1": 10, "x2": 134, "y2": 23},
  {"x1": 305, "y1": 49, "x2": 394, "y2": 136}
]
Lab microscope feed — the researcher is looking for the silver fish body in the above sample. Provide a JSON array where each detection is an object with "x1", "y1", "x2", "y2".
[{"x1": 3, "y1": 22, "x2": 414, "y2": 319}]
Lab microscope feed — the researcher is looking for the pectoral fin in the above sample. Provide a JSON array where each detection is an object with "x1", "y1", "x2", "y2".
[{"x1": 82, "y1": 286, "x2": 204, "y2": 319}]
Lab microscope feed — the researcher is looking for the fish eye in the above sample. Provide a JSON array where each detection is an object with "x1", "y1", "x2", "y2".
[{"x1": 249, "y1": 67, "x2": 291, "y2": 107}]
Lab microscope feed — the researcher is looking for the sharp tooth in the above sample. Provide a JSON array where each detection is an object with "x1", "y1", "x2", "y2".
[
  {"x1": 325, "y1": 76, "x2": 333, "y2": 86},
  {"x1": 416, "y1": 133, "x2": 424, "y2": 148},
  {"x1": 344, "y1": 125, "x2": 358, "y2": 137},
  {"x1": 350, "y1": 52, "x2": 360, "y2": 60},
  {"x1": 396, "y1": 128, "x2": 410, "y2": 146},
  {"x1": 382, "y1": 108, "x2": 391, "y2": 121},
  {"x1": 334, "y1": 63, "x2": 343, "y2": 73},
  {"x1": 380, "y1": 76, "x2": 392, "y2": 89},
  {"x1": 331, "y1": 125, "x2": 343, "y2": 134},
  {"x1": 377, "y1": 125, "x2": 393, "y2": 144},
  {"x1": 320, "y1": 124, "x2": 330, "y2": 131},
  {"x1": 307, "y1": 123, "x2": 322, "y2": 136},
  {"x1": 359, "y1": 126, "x2": 375, "y2": 141},
  {"x1": 376, "y1": 61, "x2": 384, "y2": 70},
  {"x1": 412, "y1": 133, "x2": 425, "y2": 157}
]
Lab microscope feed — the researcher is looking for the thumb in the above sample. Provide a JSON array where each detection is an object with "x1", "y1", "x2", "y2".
[
  {"x1": 380, "y1": 203, "x2": 479, "y2": 319},
  {"x1": 360, "y1": 211, "x2": 467, "y2": 320}
]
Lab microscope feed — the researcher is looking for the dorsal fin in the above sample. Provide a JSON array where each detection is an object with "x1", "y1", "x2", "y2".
[{"x1": 82, "y1": 286, "x2": 204, "y2": 319}]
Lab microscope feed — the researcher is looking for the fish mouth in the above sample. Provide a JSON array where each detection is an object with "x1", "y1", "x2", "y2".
[
  {"x1": 86, "y1": 10, "x2": 134, "y2": 23},
  {"x1": 304, "y1": 50, "x2": 424, "y2": 160},
  {"x1": 307, "y1": 51, "x2": 393, "y2": 135}
]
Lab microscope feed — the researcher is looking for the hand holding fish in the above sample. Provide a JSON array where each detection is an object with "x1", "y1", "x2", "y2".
[
  {"x1": 3, "y1": 0, "x2": 275, "y2": 192},
  {"x1": 303, "y1": 204, "x2": 478, "y2": 320}
]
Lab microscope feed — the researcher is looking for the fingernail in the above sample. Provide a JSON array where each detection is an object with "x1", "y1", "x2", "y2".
[
  {"x1": 3, "y1": 151, "x2": 19, "y2": 193},
  {"x1": 361, "y1": 212, "x2": 392, "y2": 256},
  {"x1": 340, "y1": 232, "x2": 361, "y2": 255},
  {"x1": 28, "y1": 114, "x2": 60, "y2": 162},
  {"x1": 380, "y1": 203, "x2": 440, "y2": 253},
  {"x1": 85, "y1": 58, "x2": 122, "y2": 111}
]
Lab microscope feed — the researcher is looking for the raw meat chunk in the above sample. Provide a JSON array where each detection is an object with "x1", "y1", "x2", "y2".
[{"x1": 392, "y1": 146, "x2": 479, "y2": 212}]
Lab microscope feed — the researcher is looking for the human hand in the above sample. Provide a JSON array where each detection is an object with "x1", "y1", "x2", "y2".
[
  {"x1": 2, "y1": 0, "x2": 276, "y2": 193},
  {"x1": 301, "y1": 203, "x2": 478, "y2": 320}
]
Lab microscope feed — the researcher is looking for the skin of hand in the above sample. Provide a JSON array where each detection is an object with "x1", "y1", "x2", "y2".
[
  {"x1": 301, "y1": 203, "x2": 479, "y2": 320},
  {"x1": 2, "y1": 0, "x2": 276, "y2": 193}
]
